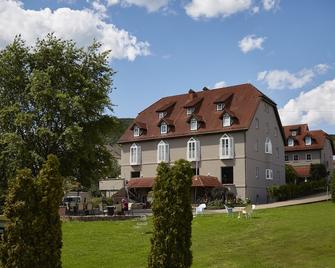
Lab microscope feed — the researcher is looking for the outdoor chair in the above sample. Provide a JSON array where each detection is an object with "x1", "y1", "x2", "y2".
[
  {"x1": 224, "y1": 205, "x2": 233, "y2": 216},
  {"x1": 195, "y1": 203, "x2": 206, "y2": 216}
]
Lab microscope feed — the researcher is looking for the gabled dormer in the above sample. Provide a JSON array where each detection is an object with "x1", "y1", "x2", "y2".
[
  {"x1": 287, "y1": 137, "x2": 295, "y2": 147},
  {"x1": 304, "y1": 135, "x2": 312, "y2": 146},
  {"x1": 219, "y1": 109, "x2": 237, "y2": 128},
  {"x1": 184, "y1": 90, "x2": 203, "y2": 116},
  {"x1": 156, "y1": 102, "x2": 176, "y2": 119},
  {"x1": 157, "y1": 118, "x2": 174, "y2": 134},
  {"x1": 130, "y1": 122, "x2": 147, "y2": 137},
  {"x1": 187, "y1": 114, "x2": 204, "y2": 131}
]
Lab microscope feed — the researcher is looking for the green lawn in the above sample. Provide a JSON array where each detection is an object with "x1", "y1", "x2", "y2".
[{"x1": 62, "y1": 202, "x2": 335, "y2": 268}]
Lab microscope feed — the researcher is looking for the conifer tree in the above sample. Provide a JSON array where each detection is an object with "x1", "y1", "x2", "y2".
[{"x1": 148, "y1": 159, "x2": 193, "y2": 268}]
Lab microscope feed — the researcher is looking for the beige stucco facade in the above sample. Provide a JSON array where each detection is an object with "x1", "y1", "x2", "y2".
[{"x1": 120, "y1": 100, "x2": 285, "y2": 204}]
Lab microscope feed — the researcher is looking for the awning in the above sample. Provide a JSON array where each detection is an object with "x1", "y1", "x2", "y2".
[
  {"x1": 127, "y1": 175, "x2": 222, "y2": 188},
  {"x1": 293, "y1": 165, "x2": 311, "y2": 178}
]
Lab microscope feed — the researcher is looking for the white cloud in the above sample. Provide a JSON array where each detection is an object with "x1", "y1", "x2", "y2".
[
  {"x1": 0, "y1": 0, "x2": 150, "y2": 61},
  {"x1": 238, "y1": 34, "x2": 266, "y2": 53},
  {"x1": 108, "y1": 0, "x2": 169, "y2": 12},
  {"x1": 185, "y1": 0, "x2": 252, "y2": 19},
  {"x1": 279, "y1": 79, "x2": 335, "y2": 127},
  {"x1": 262, "y1": 0, "x2": 279, "y2": 11},
  {"x1": 214, "y1": 81, "x2": 227, "y2": 88},
  {"x1": 257, "y1": 64, "x2": 330, "y2": 90},
  {"x1": 92, "y1": 0, "x2": 107, "y2": 16}
]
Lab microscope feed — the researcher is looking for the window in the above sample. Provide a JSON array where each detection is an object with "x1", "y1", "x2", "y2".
[
  {"x1": 264, "y1": 103, "x2": 269, "y2": 113},
  {"x1": 254, "y1": 139, "x2": 259, "y2": 152},
  {"x1": 131, "y1": 171, "x2": 140, "y2": 178},
  {"x1": 265, "y1": 137, "x2": 272, "y2": 154},
  {"x1": 288, "y1": 138, "x2": 294, "y2": 147},
  {"x1": 157, "y1": 141, "x2": 169, "y2": 163},
  {"x1": 187, "y1": 138, "x2": 200, "y2": 161},
  {"x1": 223, "y1": 113, "x2": 231, "y2": 127},
  {"x1": 274, "y1": 127, "x2": 278, "y2": 137},
  {"x1": 305, "y1": 136, "x2": 312, "y2": 145},
  {"x1": 285, "y1": 155, "x2": 289, "y2": 161},
  {"x1": 293, "y1": 154, "x2": 299, "y2": 161},
  {"x1": 160, "y1": 122, "x2": 168, "y2": 134},
  {"x1": 220, "y1": 134, "x2": 234, "y2": 159},
  {"x1": 190, "y1": 118, "x2": 198, "y2": 131},
  {"x1": 216, "y1": 103, "x2": 224, "y2": 111},
  {"x1": 133, "y1": 126, "x2": 140, "y2": 137},
  {"x1": 130, "y1": 143, "x2": 141, "y2": 165},
  {"x1": 291, "y1": 130, "x2": 297, "y2": 136},
  {"x1": 187, "y1": 107, "x2": 195, "y2": 115},
  {"x1": 221, "y1": 166, "x2": 233, "y2": 184},
  {"x1": 192, "y1": 168, "x2": 200, "y2": 176},
  {"x1": 255, "y1": 118, "x2": 259, "y2": 129},
  {"x1": 306, "y1": 154, "x2": 312, "y2": 161},
  {"x1": 256, "y1": 167, "x2": 259, "y2": 179},
  {"x1": 265, "y1": 169, "x2": 273, "y2": 180},
  {"x1": 158, "y1": 112, "x2": 166, "y2": 119}
]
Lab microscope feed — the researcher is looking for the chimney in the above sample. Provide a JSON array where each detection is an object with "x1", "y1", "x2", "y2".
[
  {"x1": 188, "y1": 89, "x2": 196, "y2": 99},
  {"x1": 202, "y1": 87, "x2": 209, "y2": 91}
]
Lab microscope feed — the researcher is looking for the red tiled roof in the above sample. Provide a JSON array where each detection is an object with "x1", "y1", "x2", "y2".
[
  {"x1": 119, "y1": 83, "x2": 285, "y2": 143},
  {"x1": 283, "y1": 124, "x2": 334, "y2": 153},
  {"x1": 156, "y1": 102, "x2": 176, "y2": 112},
  {"x1": 127, "y1": 176, "x2": 222, "y2": 188},
  {"x1": 293, "y1": 165, "x2": 311, "y2": 178}
]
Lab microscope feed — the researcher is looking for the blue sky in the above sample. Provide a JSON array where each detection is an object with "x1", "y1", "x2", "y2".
[{"x1": 1, "y1": 0, "x2": 335, "y2": 133}]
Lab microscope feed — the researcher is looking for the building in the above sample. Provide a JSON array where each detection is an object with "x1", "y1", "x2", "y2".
[
  {"x1": 118, "y1": 84, "x2": 286, "y2": 203},
  {"x1": 283, "y1": 124, "x2": 334, "y2": 180}
]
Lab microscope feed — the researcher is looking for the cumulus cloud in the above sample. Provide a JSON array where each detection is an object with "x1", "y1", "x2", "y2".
[
  {"x1": 185, "y1": 0, "x2": 252, "y2": 19},
  {"x1": 279, "y1": 79, "x2": 335, "y2": 127},
  {"x1": 107, "y1": 0, "x2": 169, "y2": 12},
  {"x1": 257, "y1": 64, "x2": 330, "y2": 90},
  {"x1": 0, "y1": 0, "x2": 150, "y2": 61},
  {"x1": 262, "y1": 0, "x2": 280, "y2": 11},
  {"x1": 238, "y1": 34, "x2": 266, "y2": 53},
  {"x1": 214, "y1": 81, "x2": 227, "y2": 88}
]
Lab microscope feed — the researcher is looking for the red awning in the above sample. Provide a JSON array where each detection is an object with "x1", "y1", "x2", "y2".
[
  {"x1": 127, "y1": 175, "x2": 222, "y2": 188},
  {"x1": 293, "y1": 165, "x2": 311, "y2": 178}
]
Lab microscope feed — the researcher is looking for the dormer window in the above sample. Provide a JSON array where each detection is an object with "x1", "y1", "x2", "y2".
[
  {"x1": 160, "y1": 122, "x2": 168, "y2": 134},
  {"x1": 133, "y1": 126, "x2": 140, "y2": 137},
  {"x1": 223, "y1": 113, "x2": 231, "y2": 127},
  {"x1": 216, "y1": 103, "x2": 224, "y2": 111},
  {"x1": 291, "y1": 131, "x2": 297, "y2": 136},
  {"x1": 190, "y1": 118, "x2": 198, "y2": 131},
  {"x1": 158, "y1": 112, "x2": 166, "y2": 119},
  {"x1": 288, "y1": 138, "x2": 294, "y2": 147},
  {"x1": 187, "y1": 107, "x2": 195, "y2": 115},
  {"x1": 305, "y1": 136, "x2": 312, "y2": 145}
]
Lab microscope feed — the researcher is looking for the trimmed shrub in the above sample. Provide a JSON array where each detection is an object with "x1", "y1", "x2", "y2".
[
  {"x1": 267, "y1": 179, "x2": 327, "y2": 201},
  {"x1": 148, "y1": 160, "x2": 193, "y2": 268}
]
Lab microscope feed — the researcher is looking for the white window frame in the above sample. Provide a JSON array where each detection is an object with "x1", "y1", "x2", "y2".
[
  {"x1": 157, "y1": 140, "x2": 169, "y2": 163},
  {"x1": 158, "y1": 112, "x2": 166, "y2": 119},
  {"x1": 187, "y1": 107, "x2": 195, "y2": 115},
  {"x1": 223, "y1": 113, "x2": 231, "y2": 127},
  {"x1": 305, "y1": 136, "x2": 312, "y2": 145},
  {"x1": 288, "y1": 138, "x2": 294, "y2": 147},
  {"x1": 160, "y1": 122, "x2": 168, "y2": 134},
  {"x1": 306, "y1": 153, "x2": 312, "y2": 161},
  {"x1": 216, "y1": 103, "x2": 224, "y2": 111},
  {"x1": 220, "y1": 134, "x2": 234, "y2": 159},
  {"x1": 187, "y1": 137, "x2": 200, "y2": 161},
  {"x1": 265, "y1": 169, "x2": 273, "y2": 180},
  {"x1": 130, "y1": 143, "x2": 141, "y2": 165},
  {"x1": 133, "y1": 126, "x2": 140, "y2": 137},
  {"x1": 265, "y1": 137, "x2": 272, "y2": 154},
  {"x1": 190, "y1": 118, "x2": 198, "y2": 131},
  {"x1": 291, "y1": 131, "x2": 297, "y2": 136}
]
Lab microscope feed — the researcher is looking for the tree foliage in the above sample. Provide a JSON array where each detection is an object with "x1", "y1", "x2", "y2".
[
  {"x1": 285, "y1": 164, "x2": 298, "y2": 184},
  {"x1": 1, "y1": 155, "x2": 63, "y2": 268},
  {"x1": 0, "y1": 34, "x2": 117, "y2": 207},
  {"x1": 148, "y1": 159, "x2": 193, "y2": 268},
  {"x1": 310, "y1": 164, "x2": 328, "y2": 181}
]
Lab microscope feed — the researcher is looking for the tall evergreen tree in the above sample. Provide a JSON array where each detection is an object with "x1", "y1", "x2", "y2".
[
  {"x1": 0, "y1": 35, "x2": 117, "y2": 208},
  {"x1": 148, "y1": 159, "x2": 193, "y2": 268},
  {"x1": 1, "y1": 155, "x2": 63, "y2": 268}
]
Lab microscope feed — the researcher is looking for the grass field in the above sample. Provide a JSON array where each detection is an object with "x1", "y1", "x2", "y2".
[{"x1": 62, "y1": 202, "x2": 335, "y2": 268}]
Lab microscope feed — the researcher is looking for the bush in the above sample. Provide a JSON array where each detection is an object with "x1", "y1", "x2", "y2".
[
  {"x1": 207, "y1": 199, "x2": 225, "y2": 209},
  {"x1": 148, "y1": 160, "x2": 193, "y2": 268},
  {"x1": 310, "y1": 164, "x2": 328, "y2": 181},
  {"x1": 267, "y1": 180, "x2": 327, "y2": 201},
  {"x1": 285, "y1": 165, "x2": 298, "y2": 184},
  {"x1": 210, "y1": 187, "x2": 228, "y2": 201},
  {"x1": 331, "y1": 172, "x2": 335, "y2": 203}
]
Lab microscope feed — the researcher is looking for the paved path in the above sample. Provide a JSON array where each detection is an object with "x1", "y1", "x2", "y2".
[{"x1": 205, "y1": 192, "x2": 331, "y2": 214}]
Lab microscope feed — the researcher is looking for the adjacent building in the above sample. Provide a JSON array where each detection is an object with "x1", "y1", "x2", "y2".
[
  {"x1": 118, "y1": 84, "x2": 286, "y2": 203},
  {"x1": 283, "y1": 124, "x2": 334, "y2": 180}
]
